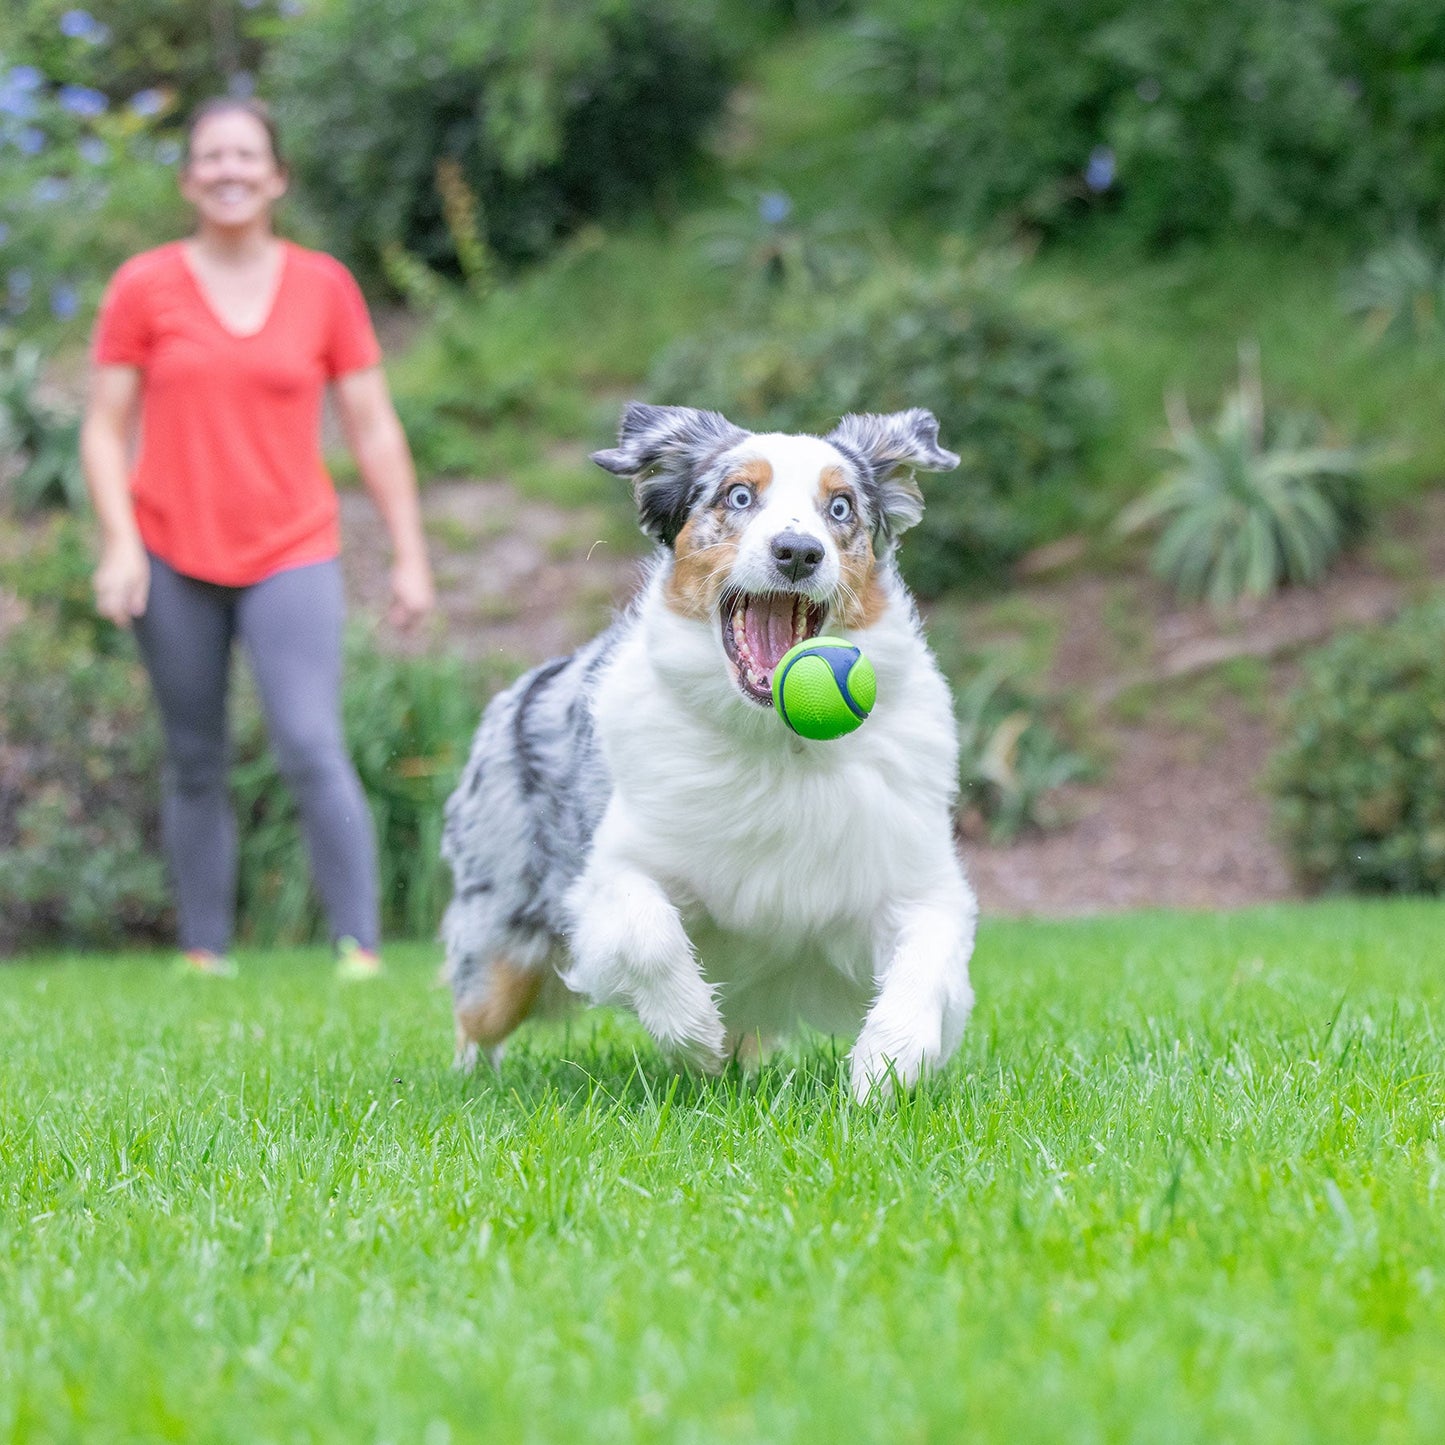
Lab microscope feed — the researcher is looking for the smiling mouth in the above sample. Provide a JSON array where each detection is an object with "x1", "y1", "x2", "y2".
[{"x1": 721, "y1": 590, "x2": 829, "y2": 704}]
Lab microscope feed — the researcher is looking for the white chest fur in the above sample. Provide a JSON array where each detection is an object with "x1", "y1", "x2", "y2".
[{"x1": 591, "y1": 582, "x2": 961, "y2": 943}]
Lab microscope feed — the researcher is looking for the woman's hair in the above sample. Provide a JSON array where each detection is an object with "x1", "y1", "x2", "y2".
[{"x1": 183, "y1": 97, "x2": 285, "y2": 169}]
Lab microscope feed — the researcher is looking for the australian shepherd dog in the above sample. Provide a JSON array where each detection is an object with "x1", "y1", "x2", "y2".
[{"x1": 440, "y1": 403, "x2": 976, "y2": 1102}]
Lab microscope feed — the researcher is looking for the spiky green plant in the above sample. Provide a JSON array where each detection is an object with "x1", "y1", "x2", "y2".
[
  {"x1": 1118, "y1": 348, "x2": 1368, "y2": 609},
  {"x1": 1341, "y1": 236, "x2": 1445, "y2": 345},
  {"x1": 954, "y1": 665, "x2": 1089, "y2": 842}
]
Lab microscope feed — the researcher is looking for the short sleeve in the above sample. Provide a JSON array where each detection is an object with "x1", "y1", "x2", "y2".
[
  {"x1": 91, "y1": 260, "x2": 153, "y2": 368},
  {"x1": 322, "y1": 259, "x2": 383, "y2": 378}
]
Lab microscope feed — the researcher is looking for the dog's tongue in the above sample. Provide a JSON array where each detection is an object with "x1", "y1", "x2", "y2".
[{"x1": 741, "y1": 594, "x2": 798, "y2": 670}]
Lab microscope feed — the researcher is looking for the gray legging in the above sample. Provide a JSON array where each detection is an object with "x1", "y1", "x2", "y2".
[{"x1": 133, "y1": 554, "x2": 380, "y2": 955}]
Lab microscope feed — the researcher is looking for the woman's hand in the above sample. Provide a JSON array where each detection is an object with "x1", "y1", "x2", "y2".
[
  {"x1": 93, "y1": 536, "x2": 150, "y2": 627},
  {"x1": 389, "y1": 553, "x2": 436, "y2": 631}
]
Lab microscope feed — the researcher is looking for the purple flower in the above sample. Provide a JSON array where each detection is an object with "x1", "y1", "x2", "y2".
[
  {"x1": 0, "y1": 70, "x2": 40, "y2": 118},
  {"x1": 78, "y1": 135, "x2": 109, "y2": 165},
  {"x1": 0, "y1": 223, "x2": 9, "y2": 246},
  {"x1": 228, "y1": 71, "x2": 256, "y2": 99},
  {"x1": 1085, "y1": 146, "x2": 1116, "y2": 193},
  {"x1": 154, "y1": 138, "x2": 182, "y2": 166},
  {"x1": 32, "y1": 176, "x2": 71, "y2": 205},
  {"x1": 49, "y1": 283, "x2": 79, "y2": 320},
  {"x1": 759, "y1": 191, "x2": 792, "y2": 226},
  {"x1": 279, "y1": 0, "x2": 305, "y2": 16},
  {"x1": 8, "y1": 268, "x2": 33, "y2": 299},
  {"x1": 128, "y1": 88, "x2": 164, "y2": 118},
  {"x1": 17, "y1": 126, "x2": 46, "y2": 156},
  {"x1": 58, "y1": 84, "x2": 107, "y2": 118},
  {"x1": 60, "y1": 10, "x2": 108, "y2": 42}
]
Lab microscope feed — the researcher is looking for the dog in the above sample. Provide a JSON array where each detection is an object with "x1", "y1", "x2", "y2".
[{"x1": 440, "y1": 402, "x2": 976, "y2": 1102}]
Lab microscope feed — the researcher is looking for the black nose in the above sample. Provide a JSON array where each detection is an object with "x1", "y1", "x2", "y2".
[{"x1": 771, "y1": 530, "x2": 825, "y2": 582}]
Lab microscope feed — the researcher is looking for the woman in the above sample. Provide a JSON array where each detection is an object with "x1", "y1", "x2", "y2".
[{"x1": 81, "y1": 97, "x2": 435, "y2": 978}]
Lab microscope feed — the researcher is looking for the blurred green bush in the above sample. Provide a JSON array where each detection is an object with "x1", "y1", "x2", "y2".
[
  {"x1": 0, "y1": 340, "x2": 85, "y2": 512},
  {"x1": 0, "y1": 522, "x2": 505, "y2": 952},
  {"x1": 266, "y1": 0, "x2": 733, "y2": 287},
  {"x1": 650, "y1": 255, "x2": 1104, "y2": 595},
  {"x1": 850, "y1": 0, "x2": 1445, "y2": 248},
  {"x1": 0, "y1": 524, "x2": 168, "y2": 949},
  {"x1": 0, "y1": 44, "x2": 187, "y2": 343},
  {"x1": 1, "y1": 1, "x2": 282, "y2": 120},
  {"x1": 1270, "y1": 597, "x2": 1445, "y2": 894},
  {"x1": 230, "y1": 635, "x2": 508, "y2": 947}
]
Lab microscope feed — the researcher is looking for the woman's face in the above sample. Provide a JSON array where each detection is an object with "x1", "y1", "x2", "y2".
[{"x1": 180, "y1": 109, "x2": 287, "y2": 233}]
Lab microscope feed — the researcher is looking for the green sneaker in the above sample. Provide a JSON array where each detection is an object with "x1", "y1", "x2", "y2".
[
  {"x1": 176, "y1": 949, "x2": 238, "y2": 979},
  {"x1": 336, "y1": 937, "x2": 383, "y2": 982}
]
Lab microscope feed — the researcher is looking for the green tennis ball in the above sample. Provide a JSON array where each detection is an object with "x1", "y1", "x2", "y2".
[{"x1": 772, "y1": 638, "x2": 877, "y2": 740}]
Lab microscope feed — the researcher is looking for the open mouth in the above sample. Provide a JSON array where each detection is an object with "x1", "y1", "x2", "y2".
[{"x1": 721, "y1": 590, "x2": 828, "y2": 704}]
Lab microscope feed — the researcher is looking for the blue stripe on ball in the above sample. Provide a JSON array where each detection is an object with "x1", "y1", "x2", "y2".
[{"x1": 774, "y1": 643, "x2": 868, "y2": 731}]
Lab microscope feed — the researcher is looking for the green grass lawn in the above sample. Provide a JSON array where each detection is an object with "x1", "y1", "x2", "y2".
[{"x1": 4, "y1": 901, "x2": 1445, "y2": 1442}]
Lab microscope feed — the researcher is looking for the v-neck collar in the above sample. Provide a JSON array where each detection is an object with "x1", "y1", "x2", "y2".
[{"x1": 178, "y1": 239, "x2": 290, "y2": 340}]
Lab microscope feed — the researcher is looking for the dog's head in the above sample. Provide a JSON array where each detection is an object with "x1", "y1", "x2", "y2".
[{"x1": 592, "y1": 402, "x2": 959, "y2": 706}]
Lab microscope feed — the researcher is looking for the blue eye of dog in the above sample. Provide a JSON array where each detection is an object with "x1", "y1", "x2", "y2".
[
  {"x1": 726, "y1": 484, "x2": 754, "y2": 511},
  {"x1": 828, "y1": 495, "x2": 854, "y2": 523}
]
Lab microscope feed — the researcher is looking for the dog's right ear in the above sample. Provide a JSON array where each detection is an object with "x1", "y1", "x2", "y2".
[
  {"x1": 826, "y1": 409, "x2": 960, "y2": 546},
  {"x1": 592, "y1": 402, "x2": 749, "y2": 546}
]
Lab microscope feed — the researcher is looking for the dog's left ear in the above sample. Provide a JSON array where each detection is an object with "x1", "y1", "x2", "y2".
[
  {"x1": 826, "y1": 409, "x2": 960, "y2": 543},
  {"x1": 592, "y1": 402, "x2": 749, "y2": 545}
]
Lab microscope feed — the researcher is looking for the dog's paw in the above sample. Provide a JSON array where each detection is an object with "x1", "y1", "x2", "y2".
[
  {"x1": 849, "y1": 1027, "x2": 938, "y2": 1104},
  {"x1": 626, "y1": 966, "x2": 728, "y2": 1074},
  {"x1": 453, "y1": 1040, "x2": 507, "y2": 1074},
  {"x1": 656, "y1": 1012, "x2": 730, "y2": 1076}
]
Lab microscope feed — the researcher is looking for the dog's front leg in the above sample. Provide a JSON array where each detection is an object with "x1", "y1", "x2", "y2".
[
  {"x1": 850, "y1": 882, "x2": 977, "y2": 1104},
  {"x1": 564, "y1": 850, "x2": 726, "y2": 1072}
]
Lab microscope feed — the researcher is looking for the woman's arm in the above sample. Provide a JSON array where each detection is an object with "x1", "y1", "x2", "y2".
[
  {"x1": 332, "y1": 366, "x2": 435, "y2": 629},
  {"x1": 81, "y1": 364, "x2": 149, "y2": 626}
]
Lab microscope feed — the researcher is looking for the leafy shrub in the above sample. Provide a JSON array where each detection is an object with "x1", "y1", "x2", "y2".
[
  {"x1": 848, "y1": 0, "x2": 1445, "y2": 248},
  {"x1": 230, "y1": 639, "x2": 506, "y2": 946},
  {"x1": 0, "y1": 525, "x2": 168, "y2": 949},
  {"x1": 2, "y1": 2, "x2": 285, "y2": 120},
  {"x1": 0, "y1": 523, "x2": 507, "y2": 952},
  {"x1": 0, "y1": 47, "x2": 186, "y2": 343},
  {"x1": 650, "y1": 255, "x2": 1103, "y2": 595},
  {"x1": 266, "y1": 0, "x2": 733, "y2": 286},
  {"x1": 691, "y1": 190, "x2": 869, "y2": 310},
  {"x1": 1117, "y1": 349, "x2": 1368, "y2": 607},
  {"x1": 0, "y1": 340, "x2": 84, "y2": 512},
  {"x1": 1342, "y1": 235, "x2": 1445, "y2": 344},
  {"x1": 1270, "y1": 598, "x2": 1445, "y2": 894},
  {"x1": 954, "y1": 666, "x2": 1090, "y2": 843}
]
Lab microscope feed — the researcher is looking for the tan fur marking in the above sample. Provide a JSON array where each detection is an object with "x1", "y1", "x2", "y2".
[
  {"x1": 666, "y1": 518, "x2": 738, "y2": 620},
  {"x1": 734, "y1": 457, "x2": 774, "y2": 494},
  {"x1": 455, "y1": 959, "x2": 545, "y2": 1047},
  {"x1": 664, "y1": 459, "x2": 772, "y2": 620},
  {"x1": 820, "y1": 467, "x2": 888, "y2": 628},
  {"x1": 838, "y1": 543, "x2": 888, "y2": 628}
]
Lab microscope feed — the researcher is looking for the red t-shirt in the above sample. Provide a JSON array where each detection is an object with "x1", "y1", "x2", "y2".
[{"x1": 91, "y1": 240, "x2": 382, "y2": 586}]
